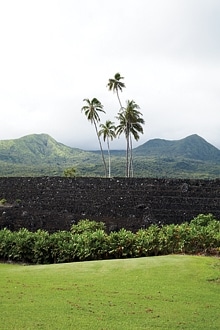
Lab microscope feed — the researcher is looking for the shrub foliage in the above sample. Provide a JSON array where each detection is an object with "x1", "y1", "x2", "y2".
[{"x1": 0, "y1": 215, "x2": 219, "y2": 264}]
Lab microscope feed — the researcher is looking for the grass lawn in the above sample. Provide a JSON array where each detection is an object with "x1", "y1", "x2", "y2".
[{"x1": 0, "y1": 255, "x2": 219, "y2": 329}]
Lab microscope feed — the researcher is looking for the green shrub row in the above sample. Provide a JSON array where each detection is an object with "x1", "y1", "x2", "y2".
[{"x1": 0, "y1": 214, "x2": 219, "y2": 264}]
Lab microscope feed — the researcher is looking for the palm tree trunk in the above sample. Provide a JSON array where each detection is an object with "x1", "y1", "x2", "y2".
[
  {"x1": 94, "y1": 121, "x2": 107, "y2": 177},
  {"x1": 126, "y1": 134, "x2": 130, "y2": 177},
  {"x1": 107, "y1": 138, "x2": 111, "y2": 178},
  {"x1": 116, "y1": 89, "x2": 123, "y2": 110},
  {"x1": 129, "y1": 134, "x2": 133, "y2": 177}
]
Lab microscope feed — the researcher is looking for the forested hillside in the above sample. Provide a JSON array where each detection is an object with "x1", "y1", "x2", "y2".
[{"x1": 0, "y1": 133, "x2": 219, "y2": 178}]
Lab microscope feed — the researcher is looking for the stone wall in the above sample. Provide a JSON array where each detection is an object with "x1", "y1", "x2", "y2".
[{"x1": 0, "y1": 177, "x2": 220, "y2": 232}]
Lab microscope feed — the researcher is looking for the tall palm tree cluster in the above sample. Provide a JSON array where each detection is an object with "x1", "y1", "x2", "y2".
[{"x1": 81, "y1": 73, "x2": 145, "y2": 178}]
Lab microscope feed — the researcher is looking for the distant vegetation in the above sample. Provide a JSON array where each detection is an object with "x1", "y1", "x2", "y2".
[
  {"x1": 0, "y1": 133, "x2": 220, "y2": 178},
  {"x1": 63, "y1": 167, "x2": 76, "y2": 177}
]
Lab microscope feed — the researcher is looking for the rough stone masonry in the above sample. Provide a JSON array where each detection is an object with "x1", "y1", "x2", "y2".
[{"x1": 0, "y1": 177, "x2": 220, "y2": 232}]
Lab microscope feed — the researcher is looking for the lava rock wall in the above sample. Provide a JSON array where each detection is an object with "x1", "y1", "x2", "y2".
[{"x1": 0, "y1": 177, "x2": 219, "y2": 232}]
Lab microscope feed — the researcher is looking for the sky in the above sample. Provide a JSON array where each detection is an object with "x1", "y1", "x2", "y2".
[{"x1": 0, "y1": 0, "x2": 219, "y2": 150}]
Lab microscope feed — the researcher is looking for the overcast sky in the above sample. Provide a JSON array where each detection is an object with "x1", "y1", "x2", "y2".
[{"x1": 0, "y1": 0, "x2": 219, "y2": 150}]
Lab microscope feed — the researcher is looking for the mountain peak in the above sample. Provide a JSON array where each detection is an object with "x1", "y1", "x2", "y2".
[{"x1": 134, "y1": 134, "x2": 220, "y2": 161}]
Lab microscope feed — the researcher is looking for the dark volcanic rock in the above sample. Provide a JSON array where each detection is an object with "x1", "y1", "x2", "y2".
[{"x1": 0, "y1": 177, "x2": 220, "y2": 232}]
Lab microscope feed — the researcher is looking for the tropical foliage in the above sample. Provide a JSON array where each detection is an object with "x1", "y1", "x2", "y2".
[
  {"x1": 81, "y1": 73, "x2": 145, "y2": 177},
  {"x1": 0, "y1": 214, "x2": 219, "y2": 264},
  {"x1": 81, "y1": 98, "x2": 107, "y2": 177},
  {"x1": 116, "y1": 100, "x2": 145, "y2": 177},
  {"x1": 107, "y1": 73, "x2": 145, "y2": 177},
  {"x1": 98, "y1": 120, "x2": 116, "y2": 177},
  {"x1": 107, "y1": 72, "x2": 125, "y2": 109}
]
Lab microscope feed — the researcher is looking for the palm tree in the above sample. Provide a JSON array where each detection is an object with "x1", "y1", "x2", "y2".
[
  {"x1": 98, "y1": 120, "x2": 116, "y2": 178},
  {"x1": 116, "y1": 111, "x2": 130, "y2": 177},
  {"x1": 116, "y1": 100, "x2": 145, "y2": 177},
  {"x1": 129, "y1": 113, "x2": 145, "y2": 177},
  {"x1": 107, "y1": 73, "x2": 125, "y2": 109},
  {"x1": 81, "y1": 98, "x2": 107, "y2": 177}
]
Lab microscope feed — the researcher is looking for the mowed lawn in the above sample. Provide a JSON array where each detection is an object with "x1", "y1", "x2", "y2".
[{"x1": 0, "y1": 255, "x2": 219, "y2": 330}]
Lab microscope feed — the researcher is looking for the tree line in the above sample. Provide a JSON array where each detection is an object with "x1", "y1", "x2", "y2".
[{"x1": 81, "y1": 73, "x2": 145, "y2": 178}]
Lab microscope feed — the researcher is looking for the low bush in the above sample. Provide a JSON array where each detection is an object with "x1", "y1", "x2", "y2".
[
  {"x1": 70, "y1": 219, "x2": 106, "y2": 234},
  {"x1": 0, "y1": 215, "x2": 219, "y2": 264},
  {"x1": 0, "y1": 198, "x2": 7, "y2": 205},
  {"x1": 108, "y1": 229, "x2": 136, "y2": 258}
]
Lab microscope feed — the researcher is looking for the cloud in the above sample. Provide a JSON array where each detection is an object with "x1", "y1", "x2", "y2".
[{"x1": 0, "y1": 0, "x2": 219, "y2": 150}]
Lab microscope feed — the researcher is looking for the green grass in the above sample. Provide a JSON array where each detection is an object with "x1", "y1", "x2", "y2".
[{"x1": 0, "y1": 255, "x2": 219, "y2": 329}]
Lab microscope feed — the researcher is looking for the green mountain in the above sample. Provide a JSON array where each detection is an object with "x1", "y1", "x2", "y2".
[
  {"x1": 0, "y1": 133, "x2": 219, "y2": 178},
  {"x1": 0, "y1": 134, "x2": 101, "y2": 176},
  {"x1": 131, "y1": 134, "x2": 220, "y2": 178},
  {"x1": 134, "y1": 134, "x2": 220, "y2": 161},
  {"x1": 0, "y1": 133, "x2": 83, "y2": 164}
]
